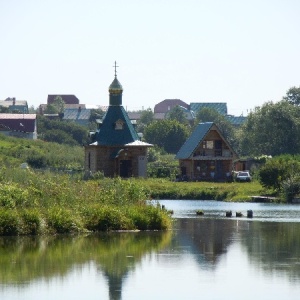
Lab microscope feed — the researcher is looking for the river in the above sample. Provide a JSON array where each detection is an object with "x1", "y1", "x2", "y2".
[{"x1": 0, "y1": 200, "x2": 300, "y2": 300}]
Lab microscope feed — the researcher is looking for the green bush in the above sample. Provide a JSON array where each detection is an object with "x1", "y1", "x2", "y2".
[
  {"x1": 258, "y1": 156, "x2": 300, "y2": 191},
  {"x1": 281, "y1": 175, "x2": 300, "y2": 203},
  {"x1": 0, "y1": 210, "x2": 19, "y2": 235},
  {"x1": 47, "y1": 207, "x2": 80, "y2": 234},
  {"x1": 21, "y1": 210, "x2": 42, "y2": 235},
  {"x1": 84, "y1": 206, "x2": 134, "y2": 231}
]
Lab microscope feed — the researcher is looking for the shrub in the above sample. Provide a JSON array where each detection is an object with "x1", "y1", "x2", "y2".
[
  {"x1": 281, "y1": 175, "x2": 300, "y2": 203},
  {"x1": 47, "y1": 207, "x2": 79, "y2": 234},
  {"x1": 0, "y1": 210, "x2": 19, "y2": 235},
  {"x1": 84, "y1": 206, "x2": 134, "y2": 231},
  {"x1": 258, "y1": 157, "x2": 300, "y2": 191},
  {"x1": 21, "y1": 210, "x2": 42, "y2": 235}
]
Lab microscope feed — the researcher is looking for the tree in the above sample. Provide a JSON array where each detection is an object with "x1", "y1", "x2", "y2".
[
  {"x1": 137, "y1": 108, "x2": 154, "y2": 133},
  {"x1": 239, "y1": 101, "x2": 300, "y2": 156},
  {"x1": 166, "y1": 105, "x2": 188, "y2": 124},
  {"x1": 43, "y1": 129, "x2": 78, "y2": 146},
  {"x1": 144, "y1": 120, "x2": 189, "y2": 154},
  {"x1": 139, "y1": 108, "x2": 154, "y2": 125},
  {"x1": 89, "y1": 109, "x2": 105, "y2": 123},
  {"x1": 52, "y1": 96, "x2": 65, "y2": 114},
  {"x1": 37, "y1": 116, "x2": 89, "y2": 146},
  {"x1": 283, "y1": 86, "x2": 300, "y2": 106},
  {"x1": 44, "y1": 96, "x2": 65, "y2": 114}
]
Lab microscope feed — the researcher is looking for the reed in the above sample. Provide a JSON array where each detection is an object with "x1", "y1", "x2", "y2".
[{"x1": 0, "y1": 168, "x2": 171, "y2": 235}]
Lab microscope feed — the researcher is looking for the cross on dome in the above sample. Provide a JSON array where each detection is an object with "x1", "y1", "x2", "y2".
[{"x1": 113, "y1": 61, "x2": 119, "y2": 78}]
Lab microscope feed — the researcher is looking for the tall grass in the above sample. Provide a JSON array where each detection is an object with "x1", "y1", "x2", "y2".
[
  {"x1": 0, "y1": 168, "x2": 171, "y2": 235},
  {"x1": 140, "y1": 178, "x2": 269, "y2": 201}
]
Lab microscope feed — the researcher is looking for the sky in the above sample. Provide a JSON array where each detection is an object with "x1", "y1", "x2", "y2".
[{"x1": 1, "y1": 0, "x2": 300, "y2": 116}]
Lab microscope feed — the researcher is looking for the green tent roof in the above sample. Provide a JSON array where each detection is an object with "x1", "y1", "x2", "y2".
[{"x1": 92, "y1": 105, "x2": 139, "y2": 146}]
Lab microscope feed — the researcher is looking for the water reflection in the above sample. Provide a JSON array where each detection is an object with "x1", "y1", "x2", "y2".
[
  {"x1": 0, "y1": 216, "x2": 300, "y2": 299},
  {"x1": 173, "y1": 218, "x2": 300, "y2": 279},
  {"x1": 0, "y1": 232, "x2": 171, "y2": 300}
]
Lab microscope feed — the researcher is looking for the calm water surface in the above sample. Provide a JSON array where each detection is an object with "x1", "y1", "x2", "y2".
[{"x1": 1, "y1": 200, "x2": 300, "y2": 300}]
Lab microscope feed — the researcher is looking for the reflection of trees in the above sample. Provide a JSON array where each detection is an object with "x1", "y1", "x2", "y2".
[
  {"x1": 175, "y1": 218, "x2": 237, "y2": 267},
  {"x1": 175, "y1": 218, "x2": 300, "y2": 281},
  {"x1": 0, "y1": 231, "x2": 171, "y2": 300},
  {"x1": 241, "y1": 221, "x2": 300, "y2": 280}
]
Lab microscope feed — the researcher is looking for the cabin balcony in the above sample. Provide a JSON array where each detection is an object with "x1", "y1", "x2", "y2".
[{"x1": 192, "y1": 149, "x2": 232, "y2": 160}]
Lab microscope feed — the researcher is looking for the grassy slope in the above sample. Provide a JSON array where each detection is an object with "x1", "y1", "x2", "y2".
[
  {"x1": 0, "y1": 133, "x2": 83, "y2": 169},
  {"x1": 139, "y1": 178, "x2": 272, "y2": 202}
]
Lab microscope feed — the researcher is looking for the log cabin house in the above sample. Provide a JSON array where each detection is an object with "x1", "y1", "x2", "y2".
[{"x1": 175, "y1": 122, "x2": 238, "y2": 181}]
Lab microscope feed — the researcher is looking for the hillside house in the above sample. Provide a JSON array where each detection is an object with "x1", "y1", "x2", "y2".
[
  {"x1": 0, "y1": 98, "x2": 28, "y2": 113},
  {"x1": 84, "y1": 65, "x2": 152, "y2": 178},
  {"x1": 63, "y1": 107, "x2": 91, "y2": 127},
  {"x1": 175, "y1": 122, "x2": 238, "y2": 181},
  {"x1": 0, "y1": 114, "x2": 37, "y2": 139}
]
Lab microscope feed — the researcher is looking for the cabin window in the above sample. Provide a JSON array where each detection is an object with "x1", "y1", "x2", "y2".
[{"x1": 203, "y1": 140, "x2": 214, "y2": 149}]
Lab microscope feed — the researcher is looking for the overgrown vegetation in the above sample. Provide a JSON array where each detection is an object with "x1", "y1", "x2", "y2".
[
  {"x1": 0, "y1": 168, "x2": 172, "y2": 235},
  {"x1": 258, "y1": 155, "x2": 300, "y2": 202},
  {"x1": 37, "y1": 115, "x2": 89, "y2": 146},
  {"x1": 143, "y1": 178, "x2": 267, "y2": 202},
  {"x1": 0, "y1": 133, "x2": 83, "y2": 170}
]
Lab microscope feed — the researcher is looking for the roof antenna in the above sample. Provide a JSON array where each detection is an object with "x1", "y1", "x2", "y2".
[{"x1": 113, "y1": 61, "x2": 119, "y2": 78}]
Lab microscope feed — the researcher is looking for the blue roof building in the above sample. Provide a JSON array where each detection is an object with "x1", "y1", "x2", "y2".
[
  {"x1": 176, "y1": 122, "x2": 238, "y2": 181},
  {"x1": 84, "y1": 63, "x2": 152, "y2": 178}
]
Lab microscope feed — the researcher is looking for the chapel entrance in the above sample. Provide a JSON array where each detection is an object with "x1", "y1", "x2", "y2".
[{"x1": 120, "y1": 160, "x2": 132, "y2": 178}]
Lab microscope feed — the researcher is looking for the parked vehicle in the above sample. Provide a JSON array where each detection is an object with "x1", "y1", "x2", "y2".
[{"x1": 236, "y1": 171, "x2": 251, "y2": 182}]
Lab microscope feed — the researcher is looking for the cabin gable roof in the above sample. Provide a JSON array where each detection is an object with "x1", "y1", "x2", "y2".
[
  {"x1": 176, "y1": 122, "x2": 213, "y2": 159},
  {"x1": 175, "y1": 122, "x2": 237, "y2": 159}
]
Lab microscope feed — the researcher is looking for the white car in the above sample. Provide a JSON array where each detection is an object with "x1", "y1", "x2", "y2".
[{"x1": 236, "y1": 171, "x2": 251, "y2": 182}]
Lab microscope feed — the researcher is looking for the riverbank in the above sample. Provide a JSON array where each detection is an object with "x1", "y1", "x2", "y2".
[
  {"x1": 141, "y1": 178, "x2": 275, "y2": 202},
  {"x1": 0, "y1": 168, "x2": 171, "y2": 235},
  {"x1": 0, "y1": 168, "x2": 278, "y2": 235}
]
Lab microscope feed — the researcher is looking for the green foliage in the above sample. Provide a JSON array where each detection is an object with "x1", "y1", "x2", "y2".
[
  {"x1": 0, "y1": 209, "x2": 19, "y2": 235},
  {"x1": 147, "y1": 153, "x2": 179, "y2": 179},
  {"x1": 281, "y1": 176, "x2": 300, "y2": 203},
  {"x1": 37, "y1": 115, "x2": 89, "y2": 146},
  {"x1": 84, "y1": 205, "x2": 134, "y2": 231},
  {"x1": 89, "y1": 108, "x2": 105, "y2": 123},
  {"x1": 258, "y1": 156, "x2": 300, "y2": 191},
  {"x1": 136, "y1": 108, "x2": 154, "y2": 134},
  {"x1": 44, "y1": 96, "x2": 65, "y2": 114},
  {"x1": 144, "y1": 119, "x2": 189, "y2": 153},
  {"x1": 26, "y1": 153, "x2": 48, "y2": 168},
  {"x1": 21, "y1": 209, "x2": 42, "y2": 235},
  {"x1": 144, "y1": 178, "x2": 265, "y2": 201},
  {"x1": 0, "y1": 168, "x2": 172, "y2": 235},
  {"x1": 166, "y1": 105, "x2": 188, "y2": 124},
  {"x1": 239, "y1": 101, "x2": 300, "y2": 156},
  {"x1": 43, "y1": 129, "x2": 78, "y2": 145},
  {"x1": 0, "y1": 133, "x2": 84, "y2": 170},
  {"x1": 139, "y1": 108, "x2": 154, "y2": 125},
  {"x1": 47, "y1": 207, "x2": 79, "y2": 234},
  {"x1": 283, "y1": 86, "x2": 300, "y2": 106}
]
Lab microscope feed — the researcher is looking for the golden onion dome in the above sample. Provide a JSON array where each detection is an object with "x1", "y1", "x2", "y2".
[{"x1": 109, "y1": 77, "x2": 123, "y2": 94}]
